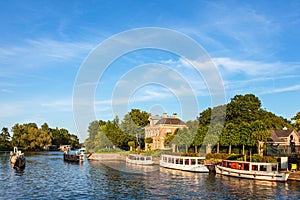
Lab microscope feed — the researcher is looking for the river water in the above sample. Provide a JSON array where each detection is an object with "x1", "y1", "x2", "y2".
[{"x1": 1, "y1": 152, "x2": 300, "y2": 199}]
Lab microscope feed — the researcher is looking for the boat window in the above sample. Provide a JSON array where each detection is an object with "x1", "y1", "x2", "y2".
[
  {"x1": 260, "y1": 165, "x2": 267, "y2": 171},
  {"x1": 244, "y1": 164, "x2": 249, "y2": 170},
  {"x1": 252, "y1": 165, "x2": 258, "y2": 171},
  {"x1": 272, "y1": 165, "x2": 277, "y2": 171},
  {"x1": 191, "y1": 159, "x2": 196, "y2": 165},
  {"x1": 185, "y1": 159, "x2": 189, "y2": 165},
  {"x1": 146, "y1": 157, "x2": 151, "y2": 160},
  {"x1": 180, "y1": 159, "x2": 183, "y2": 164},
  {"x1": 198, "y1": 159, "x2": 204, "y2": 165}
]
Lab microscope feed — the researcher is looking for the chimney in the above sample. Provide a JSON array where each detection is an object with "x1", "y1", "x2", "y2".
[
  {"x1": 163, "y1": 113, "x2": 168, "y2": 118},
  {"x1": 173, "y1": 113, "x2": 178, "y2": 118}
]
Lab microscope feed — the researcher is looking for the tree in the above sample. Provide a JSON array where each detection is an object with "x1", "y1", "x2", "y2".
[
  {"x1": 0, "y1": 127, "x2": 11, "y2": 150},
  {"x1": 251, "y1": 120, "x2": 270, "y2": 155},
  {"x1": 128, "y1": 141, "x2": 135, "y2": 151},
  {"x1": 220, "y1": 123, "x2": 239, "y2": 154},
  {"x1": 226, "y1": 94, "x2": 261, "y2": 124},
  {"x1": 292, "y1": 112, "x2": 300, "y2": 132},
  {"x1": 238, "y1": 122, "x2": 252, "y2": 155}
]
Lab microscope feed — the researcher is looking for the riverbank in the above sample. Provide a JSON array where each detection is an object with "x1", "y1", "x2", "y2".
[{"x1": 88, "y1": 153, "x2": 126, "y2": 161}]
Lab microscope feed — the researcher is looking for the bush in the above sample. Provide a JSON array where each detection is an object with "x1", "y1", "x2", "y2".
[
  {"x1": 226, "y1": 154, "x2": 244, "y2": 160},
  {"x1": 251, "y1": 154, "x2": 277, "y2": 163},
  {"x1": 97, "y1": 148, "x2": 123, "y2": 153}
]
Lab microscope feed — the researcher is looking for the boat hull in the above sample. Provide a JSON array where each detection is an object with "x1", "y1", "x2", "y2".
[
  {"x1": 160, "y1": 160, "x2": 209, "y2": 172},
  {"x1": 10, "y1": 155, "x2": 26, "y2": 169},
  {"x1": 215, "y1": 165, "x2": 289, "y2": 182},
  {"x1": 63, "y1": 153, "x2": 84, "y2": 162}
]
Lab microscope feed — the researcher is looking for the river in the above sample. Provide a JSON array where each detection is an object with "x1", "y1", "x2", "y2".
[{"x1": 1, "y1": 152, "x2": 300, "y2": 199}]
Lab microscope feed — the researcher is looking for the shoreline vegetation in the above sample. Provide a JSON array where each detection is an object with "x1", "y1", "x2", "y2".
[
  {"x1": 0, "y1": 123, "x2": 80, "y2": 152},
  {"x1": 85, "y1": 94, "x2": 299, "y2": 159},
  {"x1": 1, "y1": 93, "x2": 300, "y2": 165}
]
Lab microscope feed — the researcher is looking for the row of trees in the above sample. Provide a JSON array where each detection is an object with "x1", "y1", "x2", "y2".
[
  {"x1": 0, "y1": 123, "x2": 79, "y2": 151},
  {"x1": 84, "y1": 109, "x2": 150, "y2": 152},
  {"x1": 84, "y1": 94, "x2": 298, "y2": 155},
  {"x1": 165, "y1": 94, "x2": 293, "y2": 155}
]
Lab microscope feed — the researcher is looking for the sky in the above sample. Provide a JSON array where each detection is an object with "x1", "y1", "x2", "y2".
[{"x1": 1, "y1": 0, "x2": 300, "y2": 141}]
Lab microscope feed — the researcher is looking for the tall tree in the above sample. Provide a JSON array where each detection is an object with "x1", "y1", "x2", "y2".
[
  {"x1": 292, "y1": 112, "x2": 300, "y2": 132},
  {"x1": 251, "y1": 120, "x2": 270, "y2": 155},
  {"x1": 226, "y1": 94, "x2": 261, "y2": 124}
]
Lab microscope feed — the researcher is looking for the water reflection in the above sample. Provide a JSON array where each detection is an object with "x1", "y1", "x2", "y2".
[{"x1": 0, "y1": 152, "x2": 300, "y2": 199}]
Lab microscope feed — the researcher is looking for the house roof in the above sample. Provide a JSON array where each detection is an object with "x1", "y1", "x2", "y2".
[
  {"x1": 268, "y1": 130, "x2": 294, "y2": 138},
  {"x1": 155, "y1": 117, "x2": 186, "y2": 126},
  {"x1": 268, "y1": 129, "x2": 300, "y2": 143}
]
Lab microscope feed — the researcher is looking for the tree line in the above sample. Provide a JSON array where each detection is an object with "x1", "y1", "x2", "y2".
[
  {"x1": 84, "y1": 109, "x2": 149, "y2": 152},
  {"x1": 84, "y1": 94, "x2": 299, "y2": 155},
  {"x1": 0, "y1": 123, "x2": 79, "y2": 151},
  {"x1": 165, "y1": 94, "x2": 296, "y2": 155}
]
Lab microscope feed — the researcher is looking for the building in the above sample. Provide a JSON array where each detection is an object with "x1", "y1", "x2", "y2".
[
  {"x1": 267, "y1": 128, "x2": 300, "y2": 155},
  {"x1": 144, "y1": 113, "x2": 187, "y2": 150}
]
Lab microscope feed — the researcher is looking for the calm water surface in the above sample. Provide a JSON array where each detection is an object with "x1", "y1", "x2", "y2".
[{"x1": 1, "y1": 152, "x2": 300, "y2": 199}]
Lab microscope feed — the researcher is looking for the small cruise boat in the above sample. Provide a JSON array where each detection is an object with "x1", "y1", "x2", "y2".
[
  {"x1": 63, "y1": 147, "x2": 85, "y2": 162},
  {"x1": 10, "y1": 147, "x2": 26, "y2": 169},
  {"x1": 126, "y1": 154, "x2": 154, "y2": 165},
  {"x1": 160, "y1": 154, "x2": 209, "y2": 172},
  {"x1": 215, "y1": 160, "x2": 289, "y2": 182}
]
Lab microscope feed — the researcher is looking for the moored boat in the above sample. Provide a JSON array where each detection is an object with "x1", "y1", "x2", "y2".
[
  {"x1": 126, "y1": 154, "x2": 154, "y2": 165},
  {"x1": 10, "y1": 147, "x2": 26, "y2": 169},
  {"x1": 215, "y1": 160, "x2": 289, "y2": 182},
  {"x1": 160, "y1": 154, "x2": 209, "y2": 172},
  {"x1": 63, "y1": 147, "x2": 85, "y2": 162}
]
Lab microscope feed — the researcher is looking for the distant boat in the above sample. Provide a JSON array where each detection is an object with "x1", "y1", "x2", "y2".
[
  {"x1": 10, "y1": 147, "x2": 26, "y2": 170},
  {"x1": 160, "y1": 154, "x2": 209, "y2": 173},
  {"x1": 126, "y1": 154, "x2": 154, "y2": 165},
  {"x1": 215, "y1": 160, "x2": 289, "y2": 182},
  {"x1": 63, "y1": 147, "x2": 85, "y2": 162}
]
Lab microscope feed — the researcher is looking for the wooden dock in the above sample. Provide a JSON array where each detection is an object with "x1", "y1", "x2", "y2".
[{"x1": 288, "y1": 171, "x2": 300, "y2": 181}]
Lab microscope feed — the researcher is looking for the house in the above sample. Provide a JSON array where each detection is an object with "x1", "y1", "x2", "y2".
[
  {"x1": 267, "y1": 127, "x2": 300, "y2": 155},
  {"x1": 144, "y1": 113, "x2": 187, "y2": 150}
]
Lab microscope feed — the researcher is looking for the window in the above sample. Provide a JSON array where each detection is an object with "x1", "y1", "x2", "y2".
[
  {"x1": 260, "y1": 165, "x2": 267, "y2": 171},
  {"x1": 272, "y1": 165, "x2": 277, "y2": 171}
]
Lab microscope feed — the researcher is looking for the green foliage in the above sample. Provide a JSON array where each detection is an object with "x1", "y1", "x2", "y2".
[
  {"x1": 96, "y1": 147, "x2": 123, "y2": 153},
  {"x1": 0, "y1": 127, "x2": 11, "y2": 150},
  {"x1": 128, "y1": 141, "x2": 135, "y2": 147},
  {"x1": 292, "y1": 112, "x2": 300, "y2": 131},
  {"x1": 145, "y1": 137, "x2": 153, "y2": 144},
  {"x1": 251, "y1": 154, "x2": 277, "y2": 163},
  {"x1": 226, "y1": 154, "x2": 244, "y2": 160},
  {"x1": 10, "y1": 123, "x2": 79, "y2": 151}
]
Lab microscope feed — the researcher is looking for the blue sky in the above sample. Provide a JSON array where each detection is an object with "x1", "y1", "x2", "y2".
[{"x1": 1, "y1": 0, "x2": 300, "y2": 141}]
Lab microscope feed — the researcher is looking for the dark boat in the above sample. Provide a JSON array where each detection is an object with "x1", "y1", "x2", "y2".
[
  {"x1": 10, "y1": 147, "x2": 26, "y2": 169},
  {"x1": 63, "y1": 147, "x2": 85, "y2": 162}
]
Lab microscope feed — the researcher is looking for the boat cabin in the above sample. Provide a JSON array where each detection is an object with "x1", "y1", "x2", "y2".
[
  {"x1": 161, "y1": 155, "x2": 205, "y2": 166},
  {"x1": 221, "y1": 160, "x2": 279, "y2": 173}
]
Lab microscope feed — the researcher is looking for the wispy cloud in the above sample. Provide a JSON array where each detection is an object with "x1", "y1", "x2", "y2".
[
  {"x1": 0, "y1": 38, "x2": 94, "y2": 69},
  {"x1": 259, "y1": 85, "x2": 300, "y2": 95}
]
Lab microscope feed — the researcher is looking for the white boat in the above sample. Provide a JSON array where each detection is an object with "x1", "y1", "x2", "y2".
[
  {"x1": 160, "y1": 154, "x2": 209, "y2": 172},
  {"x1": 215, "y1": 160, "x2": 289, "y2": 182},
  {"x1": 10, "y1": 147, "x2": 26, "y2": 169},
  {"x1": 126, "y1": 154, "x2": 154, "y2": 165}
]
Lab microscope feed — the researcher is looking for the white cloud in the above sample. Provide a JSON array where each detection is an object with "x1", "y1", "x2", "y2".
[
  {"x1": 0, "y1": 38, "x2": 94, "y2": 69},
  {"x1": 260, "y1": 85, "x2": 300, "y2": 95}
]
